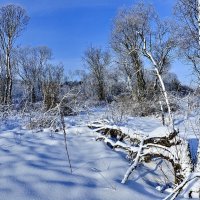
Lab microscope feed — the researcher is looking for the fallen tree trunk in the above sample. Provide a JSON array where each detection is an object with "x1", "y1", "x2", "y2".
[{"x1": 88, "y1": 121, "x2": 193, "y2": 187}]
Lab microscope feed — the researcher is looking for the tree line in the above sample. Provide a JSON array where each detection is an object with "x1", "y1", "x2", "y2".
[
  {"x1": 84, "y1": 0, "x2": 199, "y2": 104},
  {"x1": 0, "y1": 0, "x2": 199, "y2": 114},
  {"x1": 0, "y1": 4, "x2": 63, "y2": 110}
]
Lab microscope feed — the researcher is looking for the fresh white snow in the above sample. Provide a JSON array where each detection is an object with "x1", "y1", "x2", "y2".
[{"x1": 0, "y1": 107, "x2": 199, "y2": 200}]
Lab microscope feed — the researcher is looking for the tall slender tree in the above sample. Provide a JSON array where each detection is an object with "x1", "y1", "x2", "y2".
[{"x1": 0, "y1": 4, "x2": 29, "y2": 104}]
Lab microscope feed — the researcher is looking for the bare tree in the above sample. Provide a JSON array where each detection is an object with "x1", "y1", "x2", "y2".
[
  {"x1": 16, "y1": 45, "x2": 63, "y2": 110},
  {"x1": 174, "y1": 0, "x2": 200, "y2": 80},
  {"x1": 17, "y1": 46, "x2": 52, "y2": 103},
  {"x1": 140, "y1": 35, "x2": 174, "y2": 128},
  {"x1": 42, "y1": 63, "x2": 64, "y2": 110},
  {"x1": 83, "y1": 46, "x2": 111, "y2": 101},
  {"x1": 0, "y1": 4, "x2": 29, "y2": 104},
  {"x1": 116, "y1": 55, "x2": 136, "y2": 95},
  {"x1": 111, "y1": 2, "x2": 176, "y2": 99},
  {"x1": 111, "y1": 2, "x2": 156, "y2": 100},
  {"x1": 150, "y1": 19, "x2": 175, "y2": 90}
]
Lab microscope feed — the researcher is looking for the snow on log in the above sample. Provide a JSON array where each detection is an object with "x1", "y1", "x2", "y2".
[{"x1": 88, "y1": 121, "x2": 193, "y2": 186}]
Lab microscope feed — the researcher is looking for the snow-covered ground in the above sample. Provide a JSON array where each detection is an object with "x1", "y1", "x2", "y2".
[{"x1": 0, "y1": 107, "x2": 199, "y2": 200}]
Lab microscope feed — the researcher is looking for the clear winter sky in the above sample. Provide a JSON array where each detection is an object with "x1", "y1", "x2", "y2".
[{"x1": 0, "y1": 0, "x2": 194, "y2": 85}]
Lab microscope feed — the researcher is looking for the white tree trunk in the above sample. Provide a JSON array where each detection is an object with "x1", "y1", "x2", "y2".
[
  {"x1": 154, "y1": 67, "x2": 173, "y2": 129},
  {"x1": 142, "y1": 47, "x2": 173, "y2": 129},
  {"x1": 136, "y1": 33, "x2": 174, "y2": 129}
]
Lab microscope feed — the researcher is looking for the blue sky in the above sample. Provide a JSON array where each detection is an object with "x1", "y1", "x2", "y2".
[{"x1": 0, "y1": 0, "x2": 192, "y2": 84}]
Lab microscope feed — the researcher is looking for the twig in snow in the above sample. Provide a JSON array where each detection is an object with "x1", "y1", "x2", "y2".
[
  {"x1": 91, "y1": 167, "x2": 116, "y2": 191},
  {"x1": 121, "y1": 138, "x2": 145, "y2": 184},
  {"x1": 60, "y1": 109, "x2": 73, "y2": 174}
]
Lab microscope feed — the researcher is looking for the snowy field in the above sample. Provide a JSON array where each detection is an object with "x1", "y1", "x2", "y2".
[{"x1": 0, "y1": 108, "x2": 199, "y2": 200}]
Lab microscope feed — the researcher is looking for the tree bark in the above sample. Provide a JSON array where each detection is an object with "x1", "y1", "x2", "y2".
[
  {"x1": 130, "y1": 51, "x2": 146, "y2": 101},
  {"x1": 4, "y1": 50, "x2": 12, "y2": 104}
]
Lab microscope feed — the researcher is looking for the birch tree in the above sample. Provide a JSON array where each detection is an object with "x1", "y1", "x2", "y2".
[
  {"x1": 0, "y1": 4, "x2": 29, "y2": 104},
  {"x1": 136, "y1": 20, "x2": 176, "y2": 128}
]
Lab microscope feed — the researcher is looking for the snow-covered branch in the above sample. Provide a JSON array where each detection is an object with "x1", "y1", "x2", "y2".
[
  {"x1": 88, "y1": 121, "x2": 192, "y2": 186},
  {"x1": 137, "y1": 32, "x2": 174, "y2": 129}
]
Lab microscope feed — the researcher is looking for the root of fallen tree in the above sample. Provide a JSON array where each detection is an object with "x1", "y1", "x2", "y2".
[{"x1": 88, "y1": 120, "x2": 199, "y2": 199}]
